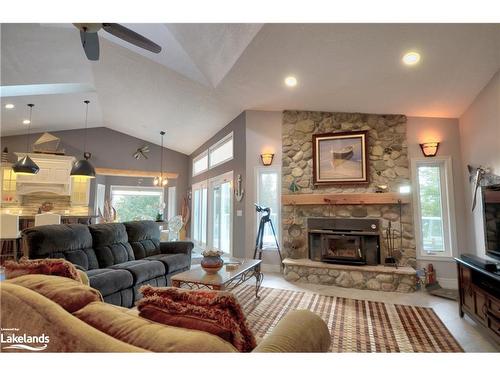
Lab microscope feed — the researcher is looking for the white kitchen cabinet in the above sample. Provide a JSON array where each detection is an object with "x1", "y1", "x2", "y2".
[
  {"x1": 1, "y1": 163, "x2": 18, "y2": 203},
  {"x1": 15, "y1": 153, "x2": 75, "y2": 196},
  {"x1": 70, "y1": 176, "x2": 91, "y2": 206}
]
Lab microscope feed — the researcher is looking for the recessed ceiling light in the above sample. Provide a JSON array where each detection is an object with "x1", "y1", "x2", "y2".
[
  {"x1": 4, "y1": 103, "x2": 15, "y2": 109},
  {"x1": 284, "y1": 76, "x2": 298, "y2": 87},
  {"x1": 22, "y1": 119, "x2": 31, "y2": 125},
  {"x1": 402, "y1": 51, "x2": 421, "y2": 66}
]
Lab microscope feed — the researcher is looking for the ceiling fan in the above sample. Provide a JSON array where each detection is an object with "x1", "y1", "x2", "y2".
[{"x1": 74, "y1": 23, "x2": 162, "y2": 61}]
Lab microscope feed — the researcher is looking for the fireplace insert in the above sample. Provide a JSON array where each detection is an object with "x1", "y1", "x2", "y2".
[{"x1": 308, "y1": 218, "x2": 380, "y2": 265}]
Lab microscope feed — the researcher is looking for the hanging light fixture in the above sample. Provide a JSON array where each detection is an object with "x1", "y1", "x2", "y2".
[
  {"x1": 12, "y1": 104, "x2": 40, "y2": 175},
  {"x1": 71, "y1": 100, "x2": 96, "y2": 178},
  {"x1": 153, "y1": 131, "x2": 168, "y2": 187}
]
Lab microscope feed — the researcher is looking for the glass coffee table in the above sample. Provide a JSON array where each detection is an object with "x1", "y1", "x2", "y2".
[{"x1": 171, "y1": 258, "x2": 263, "y2": 298}]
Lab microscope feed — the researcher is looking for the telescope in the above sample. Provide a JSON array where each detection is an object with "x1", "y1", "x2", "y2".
[
  {"x1": 253, "y1": 203, "x2": 282, "y2": 265},
  {"x1": 254, "y1": 204, "x2": 270, "y2": 214}
]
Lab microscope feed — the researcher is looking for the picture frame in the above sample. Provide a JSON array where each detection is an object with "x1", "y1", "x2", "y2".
[{"x1": 312, "y1": 130, "x2": 369, "y2": 185}]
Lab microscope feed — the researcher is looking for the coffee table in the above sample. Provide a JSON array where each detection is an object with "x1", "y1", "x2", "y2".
[{"x1": 171, "y1": 258, "x2": 263, "y2": 298}]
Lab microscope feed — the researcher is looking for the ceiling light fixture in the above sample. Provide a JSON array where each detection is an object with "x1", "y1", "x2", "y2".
[
  {"x1": 402, "y1": 51, "x2": 421, "y2": 66},
  {"x1": 22, "y1": 119, "x2": 31, "y2": 125},
  {"x1": 153, "y1": 131, "x2": 168, "y2": 187},
  {"x1": 12, "y1": 104, "x2": 40, "y2": 175},
  {"x1": 4, "y1": 104, "x2": 15, "y2": 109},
  {"x1": 70, "y1": 100, "x2": 96, "y2": 179},
  {"x1": 284, "y1": 76, "x2": 297, "y2": 87}
]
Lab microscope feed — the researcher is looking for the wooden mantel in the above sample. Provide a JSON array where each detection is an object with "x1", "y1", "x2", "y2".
[
  {"x1": 282, "y1": 192, "x2": 410, "y2": 205},
  {"x1": 95, "y1": 168, "x2": 178, "y2": 179}
]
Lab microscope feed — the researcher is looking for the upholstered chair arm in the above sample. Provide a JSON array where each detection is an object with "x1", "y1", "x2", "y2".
[{"x1": 252, "y1": 310, "x2": 331, "y2": 352}]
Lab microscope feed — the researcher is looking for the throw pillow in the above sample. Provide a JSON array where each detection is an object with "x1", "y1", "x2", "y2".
[
  {"x1": 138, "y1": 285, "x2": 256, "y2": 352},
  {"x1": 4, "y1": 257, "x2": 82, "y2": 282},
  {"x1": 5, "y1": 274, "x2": 103, "y2": 313}
]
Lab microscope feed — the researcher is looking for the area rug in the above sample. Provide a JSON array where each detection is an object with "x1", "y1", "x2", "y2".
[{"x1": 233, "y1": 285, "x2": 463, "y2": 353}]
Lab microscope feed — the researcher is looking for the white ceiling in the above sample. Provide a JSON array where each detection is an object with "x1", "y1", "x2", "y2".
[{"x1": 1, "y1": 23, "x2": 499, "y2": 154}]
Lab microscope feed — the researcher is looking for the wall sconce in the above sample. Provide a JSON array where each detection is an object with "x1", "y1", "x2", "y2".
[
  {"x1": 260, "y1": 153, "x2": 274, "y2": 166},
  {"x1": 419, "y1": 142, "x2": 440, "y2": 157}
]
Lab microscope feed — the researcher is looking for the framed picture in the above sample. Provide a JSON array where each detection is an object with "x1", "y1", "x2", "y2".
[{"x1": 312, "y1": 131, "x2": 369, "y2": 185}]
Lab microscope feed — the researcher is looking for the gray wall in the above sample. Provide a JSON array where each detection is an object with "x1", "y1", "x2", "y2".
[
  {"x1": 459, "y1": 70, "x2": 500, "y2": 260},
  {"x1": 1, "y1": 127, "x2": 190, "y2": 218},
  {"x1": 189, "y1": 112, "x2": 247, "y2": 258}
]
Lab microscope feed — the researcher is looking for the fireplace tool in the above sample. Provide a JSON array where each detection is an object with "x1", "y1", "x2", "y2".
[{"x1": 384, "y1": 221, "x2": 398, "y2": 268}]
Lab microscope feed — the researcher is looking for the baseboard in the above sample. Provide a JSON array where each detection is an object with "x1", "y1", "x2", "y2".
[
  {"x1": 261, "y1": 264, "x2": 281, "y2": 273},
  {"x1": 438, "y1": 277, "x2": 458, "y2": 290}
]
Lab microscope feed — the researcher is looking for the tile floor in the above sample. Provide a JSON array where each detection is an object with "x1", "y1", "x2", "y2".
[{"x1": 256, "y1": 272, "x2": 499, "y2": 352}]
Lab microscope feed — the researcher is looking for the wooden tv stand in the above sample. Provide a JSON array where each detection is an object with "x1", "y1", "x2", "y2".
[{"x1": 456, "y1": 257, "x2": 500, "y2": 346}]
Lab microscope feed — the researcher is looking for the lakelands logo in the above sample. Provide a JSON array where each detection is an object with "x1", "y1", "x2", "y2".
[{"x1": 1, "y1": 328, "x2": 49, "y2": 351}]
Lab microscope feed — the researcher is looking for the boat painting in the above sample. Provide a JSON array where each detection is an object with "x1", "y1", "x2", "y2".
[{"x1": 312, "y1": 131, "x2": 368, "y2": 184}]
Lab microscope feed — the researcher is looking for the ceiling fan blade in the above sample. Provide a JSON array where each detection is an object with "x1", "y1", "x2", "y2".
[
  {"x1": 80, "y1": 31, "x2": 100, "y2": 61},
  {"x1": 102, "y1": 23, "x2": 161, "y2": 54}
]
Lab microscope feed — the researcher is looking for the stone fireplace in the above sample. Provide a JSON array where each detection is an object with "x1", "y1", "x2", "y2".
[
  {"x1": 281, "y1": 110, "x2": 416, "y2": 267},
  {"x1": 281, "y1": 110, "x2": 417, "y2": 292},
  {"x1": 308, "y1": 218, "x2": 380, "y2": 265}
]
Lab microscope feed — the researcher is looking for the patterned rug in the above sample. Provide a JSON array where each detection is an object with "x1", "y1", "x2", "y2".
[{"x1": 233, "y1": 285, "x2": 463, "y2": 353}]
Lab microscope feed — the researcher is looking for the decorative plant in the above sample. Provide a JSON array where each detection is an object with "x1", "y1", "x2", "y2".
[
  {"x1": 201, "y1": 249, "x2": 223, "y2": 258},
  {"x1": 98, "y1": 199, "x2": 117, "y2": 223}
]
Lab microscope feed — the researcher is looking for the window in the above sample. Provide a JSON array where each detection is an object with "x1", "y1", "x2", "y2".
[
  {"x1": 255, "y1": 167, "x2": 280, "y2": 249},
  {"x1": 411, "y1": 157, "x2": 456, "y2": 259},
  {"x1": 209, "y1": 132, "x2": 233, "y2": 168},
  {"x1": 192, "y1": 151, "x2": 208, "y2": 176},
  {"x1": 167, "y1": 186, "x2": 176, "y2": 220},
  {"x1": 191, "y1": 132, "x2": 234, "y2": 177},
  {"x1": 191, "y1": 181, "x2": 208, "y2": 247},
  {"x1": 111, "y1": 186, "x2": 164, "y2": 222}
]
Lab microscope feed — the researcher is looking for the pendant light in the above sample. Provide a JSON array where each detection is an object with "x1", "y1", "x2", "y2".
[
  {"x1": 153, "y1": 131, "x2": 168, "y2": 187},
  {"x1": 71, "y1": 100, "x2": 96, "y2": 178},
  {"x1": 12, "y1": 104, "x2": 40, "y2": 175}
]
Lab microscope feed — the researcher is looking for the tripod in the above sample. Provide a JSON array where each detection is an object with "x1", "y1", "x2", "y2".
[{"x1": 253, "y1": 204, "x2": 283, "y2": 264}]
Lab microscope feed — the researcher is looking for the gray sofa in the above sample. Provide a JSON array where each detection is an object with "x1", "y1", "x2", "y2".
[{"x1": 22, "y1": 220, "x2": 193, "y2": 308}]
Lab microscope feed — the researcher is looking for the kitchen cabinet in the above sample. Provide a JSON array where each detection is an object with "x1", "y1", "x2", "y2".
[
  {"x1": 15, "y1": 153, "x2": 75, "y2": 196},
  {"x1": 70, "y1": 176, "x2": 91, "y2": 206},
  {"x1": 1, "y1": 163, "x2": 18, "y2": 203}
]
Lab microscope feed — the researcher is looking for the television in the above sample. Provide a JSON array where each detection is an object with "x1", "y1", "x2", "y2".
[{"x1": 482, "y1": 184, "x2": 500, "y2": 260}]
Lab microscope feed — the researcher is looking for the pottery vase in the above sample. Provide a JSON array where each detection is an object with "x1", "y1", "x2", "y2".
[{"x1": 201, "y1": 256, "x2": 224, "y2": 274}]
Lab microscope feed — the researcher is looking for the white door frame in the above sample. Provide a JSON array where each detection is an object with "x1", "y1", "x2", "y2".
[{"x1": 207, "y1": 171, "x2": 234, "y2": 255}]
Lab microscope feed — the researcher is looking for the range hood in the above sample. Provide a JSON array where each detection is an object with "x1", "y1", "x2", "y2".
[{"x1": 14, "y1": 153, "x2": 75, "y2": 196}]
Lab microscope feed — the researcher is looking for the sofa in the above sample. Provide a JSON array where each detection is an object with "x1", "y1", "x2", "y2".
[
  {"x1": 22, "y1": 220, "x2": 193, "y2": 308},
  {"x1": 0, "y1": 275, "x2": 331, "y2": 352}
]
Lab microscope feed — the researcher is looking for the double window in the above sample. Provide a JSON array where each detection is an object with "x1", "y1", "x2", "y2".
[
  {"x1": 192, "y1": 132, "x2": 233, "y2": 176},
  {"x1": 411, "y1": 157, "x2": 457, "y2": 259}
]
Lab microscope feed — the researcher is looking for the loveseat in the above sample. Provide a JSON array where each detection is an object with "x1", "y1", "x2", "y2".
[
  {"x1": 0, "y1": 275, "x2": 331, "y2": 352},
  {"x1": 22, "y1": 220, "x2": 193, "y2": 308}
]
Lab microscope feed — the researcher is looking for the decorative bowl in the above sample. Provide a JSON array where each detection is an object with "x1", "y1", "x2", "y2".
[{"x1": 201, "y1": 255, "x2": 224, "y2": 274}]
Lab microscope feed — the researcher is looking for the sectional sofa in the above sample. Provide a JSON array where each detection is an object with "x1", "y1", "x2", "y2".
[{"x1": 22, "y1": 220, "x2": 193, "y2": 307}]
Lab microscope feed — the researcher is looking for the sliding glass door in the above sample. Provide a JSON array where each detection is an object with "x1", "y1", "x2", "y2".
[
  {"x1": 209, "y1": 171, "x2": 233, "y2": 255},
  {"x1": 191, "y1": 181, "x2": 208, "y2": 248},
  {"x1": 191, "y1": 171, "x2": 233, "y2": 255}
]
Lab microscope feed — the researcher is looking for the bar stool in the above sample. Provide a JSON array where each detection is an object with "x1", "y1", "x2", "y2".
[
  {"x1": 0, "y1": 213, "x2": 21, "y2": 263},
  {"x1": 34, "y1": 212, "x2": 61, "y2": 226}
]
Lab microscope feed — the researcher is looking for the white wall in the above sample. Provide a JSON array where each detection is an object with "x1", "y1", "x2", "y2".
[
  {"x1": 459, "y1": 70, "x2": 500, "y2": 259},
  {"x1": 244, "y1": 110, "x2": 283, "y2": 270},
  {"x1": 407, "y1": 116, "x2": 466, "y2": 286}
]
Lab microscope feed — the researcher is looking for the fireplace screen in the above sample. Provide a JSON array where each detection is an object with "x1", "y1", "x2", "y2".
[{"x1": 322, "y1": 235, "x2": 363, "y2": 261}]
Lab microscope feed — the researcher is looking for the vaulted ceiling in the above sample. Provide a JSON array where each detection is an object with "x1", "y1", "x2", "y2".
[{"x1": 1, "y1": 23, "x2": 499, "y2": 154}]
